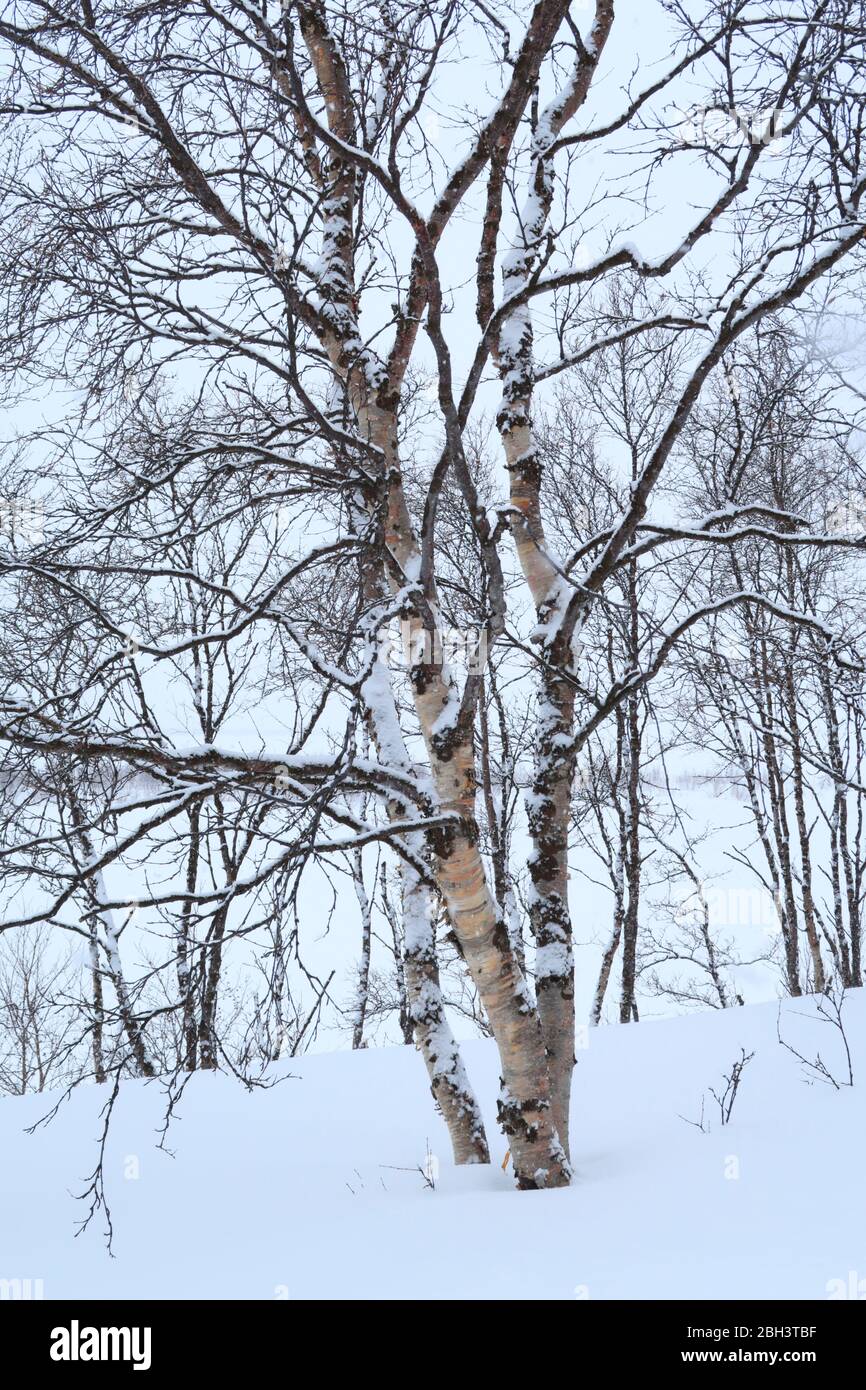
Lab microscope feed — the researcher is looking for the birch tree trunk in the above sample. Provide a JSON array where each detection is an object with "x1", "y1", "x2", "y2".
[
  {"x1": 350, "y1": 846, "x2": 373, "y2": 1050},
  {"x1": 489, "y1": 3, "x2": 617, "y2": 1151},
  {"x1": 619, "y1": 688, "x2": 642, "y2": 1024},
  {"x1": 402, "y1": 857, "x2": 490, "y2": 1165},
  {"x1": 359, "y1": 650, "x2": 492, "y2": 1167},
  {"x1": 88, "y1": 919, "x2": 106, "y2": 1086},
  {"x1": 177, "y1": 804, "x2": 202, "y2": 1071},
  {"x1": 68, "y1": 789, "x2": 154, "y2": 1078},
  {"x1": 296, "y1": 3, "x2": 569, "y2": 1182}
]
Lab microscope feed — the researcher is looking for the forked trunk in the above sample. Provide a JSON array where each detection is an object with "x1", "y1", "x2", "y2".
[
  {"x1": 419, "y1": 733, "x2": 570, "y2": 1188},
  {"x1": 360, "y1": 656, "x2": 492, "y2": 1167}
]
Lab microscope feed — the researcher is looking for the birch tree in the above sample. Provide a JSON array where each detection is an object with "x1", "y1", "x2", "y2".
[{"x1": 0, "y1": 0, "x2": 865, "y2": 1188}]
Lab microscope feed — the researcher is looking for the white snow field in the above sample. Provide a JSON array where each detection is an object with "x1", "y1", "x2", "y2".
[{"x1": 2, "y1": 991, "x2": 864, "y2": 1301}]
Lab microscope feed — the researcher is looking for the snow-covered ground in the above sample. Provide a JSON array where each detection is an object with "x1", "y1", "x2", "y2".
[{"x1": 2, "y1": 992, "x2": 864, "y2": 1300}]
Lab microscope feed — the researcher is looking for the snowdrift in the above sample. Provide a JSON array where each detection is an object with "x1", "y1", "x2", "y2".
[{"x1": 2, "y1": 992, "x2": 864, "y2": 1299}]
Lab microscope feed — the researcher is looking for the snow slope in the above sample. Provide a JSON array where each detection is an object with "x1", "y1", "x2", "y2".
[{"x1": 2, "y1": 992, "x2": 864, "y2": 1300}]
